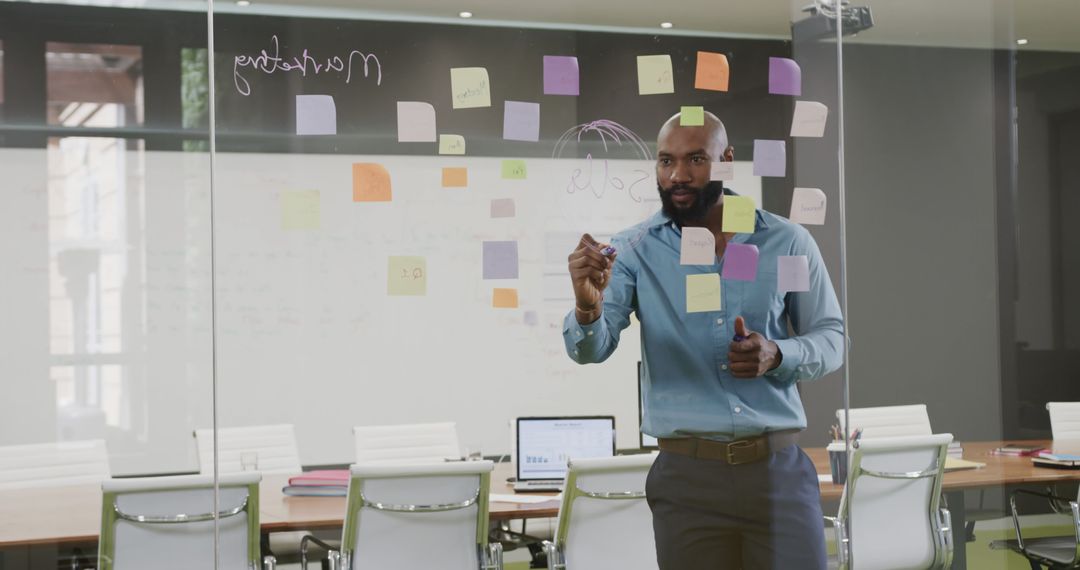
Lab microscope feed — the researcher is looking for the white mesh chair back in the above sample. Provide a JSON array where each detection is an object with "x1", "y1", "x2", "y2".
[
  {"x1": 98, "y1": 472, "x2": 261, "y2": 570},
  {"x1": 837, "y1": 404, "x2": 933, "y2": 440},
  {"x1": 0, "y1": 439, "x2": 109, "y2": 490},
  {"x1": 352, "y1": 422, "x2": 461, "y2": 465},
  {"x1": 1046, "y1": 402, "x2": 1080, "y2": 440},
  {"x1": 550, "y1": 454, "x2": 658, "y2": 570},
  {"x1": 840, "y1": 434, "x2": 953, "y2": 570},
  {"x1": 194, "y1": 424, "x2": 302, "y2": 475},
  {"x1": 339, "y1": 461, "x2": 496, "y2": 570}
]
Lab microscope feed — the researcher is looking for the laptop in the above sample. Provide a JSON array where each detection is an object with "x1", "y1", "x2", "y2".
[{"x1": 514, "y1": 416, "x2": 616, "y2": 492}]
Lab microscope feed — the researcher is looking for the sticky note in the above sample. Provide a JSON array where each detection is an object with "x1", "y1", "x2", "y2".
[
  {"x1": 450, "y1": 67, "x2": 491, "y2": 109},
  {"x1": 695, "y1": 51, "x2": 730, "y2": 92},
  {"x1": 680, "y1": 106, "x2": 705, "y2": 126},
  {"x1": 721, "y1": 195, "x2": 756, "y2": 233},
  {"x1": 637, "y1": 55, "x2": 674, "y2": 95},
  {"x1": 295, "y1": 95, "x2": 336, "y2": 136},
  {"x1": 483, "y1": 241, "x2": 519, "y2": 280},
  {"x1": 442, "y1": 167, "x2": 468, "y2": 188},
  {"x1": 503, "y1": 101, "x2": 541, "y2": 142},
  {"x1": 686, "y1": 273, "x2": 722, "y2": 313},
  {"x1": 768, "y1": 57, "x2": 801, "y2": 96},
  {"x1": 387, "y1": 256, "x2": 426, "y2": 296},
  {"x1": 396, "y1": 101, "x2": 437, "y2": 142},
  {"x1": 790, "y1": 187, "x2": 827, "y2": 225},
  {"x1": 439, "y1": 134, "x2": 466, "y2": 155},
  {"x1": 352, "y1": 163, "x2": 392, "y2": 202},
  {"x1": 490, "y1": 198, "x2": 516, "y2": 218},
  {"x1": 281, "y1": 190, "x2": 320, "y2": 230},
  {"x1": 791, "y1": 101, "x2": 828, "y2": 138},
  {"x1": 721, "y1": 243, "x2": 759, "y2": 281},
  {"x1": 492, "y1": 288, "x2": 519, "y2": 308},
  {"x1": 710, "y1": 162, "x2": 734, "y2": 181},
  {"x1": 680, "y1": 227, "x2": 715, "y2": 265},
  {"x1": 543, "y1": 55, "x2": 580, "y2": 96},
  {"x1": 778, "y1": 255, "x2": 810, "y2": 293},
  {"x1": 753, "y1": 139, "x2": 786, "y2": 177},
  {"x1": 501, "y1": 159, "x2": 527, "y2": 179}
]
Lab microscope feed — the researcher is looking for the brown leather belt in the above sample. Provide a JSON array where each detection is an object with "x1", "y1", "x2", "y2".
[{"x1": 658, "y1": 431, "x2": 801, "y2": 465}]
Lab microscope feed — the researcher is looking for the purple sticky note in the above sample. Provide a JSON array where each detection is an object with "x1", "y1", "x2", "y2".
[
  {"x1": 722, "y1": 243, "x2": 759, "y2": 281},
  {"x1": 503, "y1": 101, "x2": 541, "y2": 142},
  {"x1": 483, "y1": 241, "x2": 519, "y2": 279},
  {"x1": 753, "y1": 139, "x2": 786, "y2": 177},
  {"x1": 296, "y1": 95, "x2": 336, "y2": 135},
  {"x1": 768, "y1": 57, "x2": 801, "y2": 96},
  {"x1": 544, "y1": 55, "x2": 580, "y2": 96},
  {"x1": 778, "y1": 255, "x2": 810, "y2": 293}
]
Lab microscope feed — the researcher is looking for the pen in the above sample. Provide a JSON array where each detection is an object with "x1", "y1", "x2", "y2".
[{"x1": 600, "y1": 245, "x2": 616, "y2": 257}]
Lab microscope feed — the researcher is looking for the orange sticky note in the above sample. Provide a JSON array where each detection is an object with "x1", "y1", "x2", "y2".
[
  {"x1": 352, "y1": 163, "x2": 392, "y2": 202},
  {"x1": 442, "y1": 167, "x2": 468, "y2": 188},
  {"x1": 695, "y1": 51, "x2": 729, "y2": 92},
  {"x1": 492, "y1": 288, "x2": 519, "y2": 308}
]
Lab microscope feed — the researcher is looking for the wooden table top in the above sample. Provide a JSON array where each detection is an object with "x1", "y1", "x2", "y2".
[{"x1": 2, "y1": 440, "x2": 1075, "y2": 548}]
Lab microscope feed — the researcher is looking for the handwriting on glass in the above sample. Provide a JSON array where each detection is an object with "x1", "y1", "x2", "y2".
[
  {"x1": 233, "y1": 35, "x2": 382, "y2": 96},
  {"x1": 400, "y1": 267, "x2": 424, "y2": 280},
  {"x1": 567, "y1": 154, "x2": 650, "y2": 202}
]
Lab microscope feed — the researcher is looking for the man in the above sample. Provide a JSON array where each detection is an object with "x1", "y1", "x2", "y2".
[{"x1": 563, "y1": 111, "x2": 844, "y2": 569}]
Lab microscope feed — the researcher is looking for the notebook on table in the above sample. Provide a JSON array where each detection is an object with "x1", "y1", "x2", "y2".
[
  {"x1": 1033, "y1": 452, "x2": 1080, "y2": 469},
  {"x1": 513, "y1": 416, "x2": 616, "y2": 492},
  {"x1": 282, "y1": 469, "x2": 349, "y2": 497}
]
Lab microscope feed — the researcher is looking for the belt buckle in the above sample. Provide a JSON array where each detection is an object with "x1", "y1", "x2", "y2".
[{"x1": 726, "y1": 439, "x2": 757, "y2": 465}]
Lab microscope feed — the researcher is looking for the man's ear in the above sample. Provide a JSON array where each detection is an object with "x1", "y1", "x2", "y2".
[{"x1": 723, "y1": 145, "x2": 735, "y2": 162}]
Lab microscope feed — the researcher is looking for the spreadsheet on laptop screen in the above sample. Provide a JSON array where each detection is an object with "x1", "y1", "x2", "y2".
[{"x1": 517, "y1": 417, "x2": 615, "y2": 480}]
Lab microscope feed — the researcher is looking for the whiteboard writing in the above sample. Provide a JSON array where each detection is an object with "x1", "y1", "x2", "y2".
[{"x1": 233, "y1": 35, "x2": 383, "y2": 96}]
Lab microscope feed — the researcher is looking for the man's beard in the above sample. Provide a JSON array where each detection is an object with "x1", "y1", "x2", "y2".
[{"x1": 658, "y1": 181, "x2": 723, "y2": 226}]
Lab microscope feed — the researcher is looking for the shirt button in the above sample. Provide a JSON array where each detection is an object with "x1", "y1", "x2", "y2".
[
  {"x1": 721, "y1": 364, "x2": 729, "y2": 371},
  {"x1": 573, "y1": 350, "x2": 579, "y2": 356},
  {"x1": 716, "y1": 318, "x2": 724, "y2": 325},
  {"x1": 587, "y1": 330, "x2": 593, "y2": 336},
  {"x1": 734, "y1": 406, "x2": 742, "y2": 413}
]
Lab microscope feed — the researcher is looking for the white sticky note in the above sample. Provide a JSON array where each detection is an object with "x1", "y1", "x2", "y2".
[
  {"x1": 680, "y1": 227, "x2": 715, "y2": 265},
  {"x1": 450, "y1": 67, "x2": 491, "y2": 109},
  {"x1": 790, "y1": 101, "x2": 828, "y2": 138},
  {"x1": 397, "y1": 101, "x2": 437, "y2": 142},
  {"x1": 637, "y1": 55, "x2": 675, "y2": 95},
  {"x1": 439, "y1": 134, "x2": 465, "y2": 155},
  {"x1": 710, "y1": 162, "x2": 734, "y2": 181},
  {"x1": 490, "y1": 198, "x2": 516, "y2": 218},
  {"x1": 295, "y1": 95, "x2": 336, "y2": 136},
  {"x1": 790, "y1": 187, "x2": 827, "y2": 225},
  {"x1": 687, "y1": 274, "x2": 722, "y2": 313},
  {"x1": 778, "y1": 255, "x2": 810, "y2": 293}
]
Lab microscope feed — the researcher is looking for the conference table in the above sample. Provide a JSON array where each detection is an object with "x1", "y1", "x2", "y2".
[{"x1": 2, "y1": 440, "x2": 1078, "y2": 569}]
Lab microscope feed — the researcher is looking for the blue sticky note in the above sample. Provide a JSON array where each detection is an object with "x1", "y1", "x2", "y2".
[
  {"x1": 544, "y1": 56, "x2": 580, "y2": 96},
  {"x1": 483, "y1": 241, "x2": 519, "y2": 279},
  {"x1": 296, "y1": 95, "x2": 336, "y2": 136},
  {"x1": 753, "y1": 139, "x2": 786, "y2": 177},
  {"x1": 503, "y1": 101, "x2": 541, "y2": 142}
]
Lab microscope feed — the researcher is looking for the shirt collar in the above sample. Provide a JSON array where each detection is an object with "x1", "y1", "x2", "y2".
[{"x1": 648, "y1": 185, "x2": 771, "y2": 232}]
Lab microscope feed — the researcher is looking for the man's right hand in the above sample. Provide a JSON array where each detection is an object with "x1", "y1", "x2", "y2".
[{"x1": 568, "y1": 233, "x2": 616, "y2": 323}]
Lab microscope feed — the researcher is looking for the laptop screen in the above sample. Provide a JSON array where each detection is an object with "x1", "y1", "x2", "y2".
[{"x1": 516, "y1": 416, "x2": 616, "y2": 481}]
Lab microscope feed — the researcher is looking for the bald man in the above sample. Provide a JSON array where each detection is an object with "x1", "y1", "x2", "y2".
[{"x1": 564, "y1": 112, "x2": 844, "y2": 568}]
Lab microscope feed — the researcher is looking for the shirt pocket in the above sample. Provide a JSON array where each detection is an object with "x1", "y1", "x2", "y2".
[{"x1": 736, "y1": 267, "x2": 783, "y2": 333}]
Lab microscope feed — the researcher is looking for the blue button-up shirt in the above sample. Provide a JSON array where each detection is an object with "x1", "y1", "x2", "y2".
[{"x1": 563, "y1": 195, "x2": 844, "y2": 441}]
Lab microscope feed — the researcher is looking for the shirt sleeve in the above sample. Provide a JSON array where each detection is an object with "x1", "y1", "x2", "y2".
[
  {"x1": 765, "y1": 228, "x2": 845, "y2": 383},
  {"x1": 563, "y1": 247, "x2": 636, "y2": 364}
]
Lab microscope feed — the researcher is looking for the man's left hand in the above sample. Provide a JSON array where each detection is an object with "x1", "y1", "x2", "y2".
[{"x1": 728, "y1": 316, "x2": 782, "y2": 378}]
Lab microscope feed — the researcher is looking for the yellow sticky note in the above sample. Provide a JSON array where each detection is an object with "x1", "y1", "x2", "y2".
[
  {"x1": 352, "y1": 163, "x2": 392, "y2": 202},
  {"x1": 450, "y1": 67, "x2": 491, "y2": 109},
  {"x1": 722, "y1": 195, "x2": 756, "y2": 233},
  {"x1": 695, "y1": 51, "x2": 730, "y2": 92},
  {"x1": 637, "y1": 55, "x2": 674, "y2": 95},
  {"x1": 501, "y1": 159, "x2": 526, "y2": 179},
  {"x1": 281, "y1": 190, "x2": 320, "y2": 230},
  {"x1": 439, "y1": 134, "x2": 465, "y2": 155},
  {"x1": 686, "y1": 274, "x2": 722, "y2": 313},
  {"x1": 442, "y1": 167, "x2": 468, "y2": 188},
  {"x1": 492, "y1": 288, "x2": 519, "y2": 308},
  {"x1": 680, "y1": 106, "x2": 704, "y2": 126},
  {"x1": 387, "y1": 256, "x2": 426, "y2": 296}
]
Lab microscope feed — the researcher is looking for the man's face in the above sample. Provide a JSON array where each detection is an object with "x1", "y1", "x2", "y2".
[{"x1": 656, "y1": 124, "x2": 723, "y2": 225}]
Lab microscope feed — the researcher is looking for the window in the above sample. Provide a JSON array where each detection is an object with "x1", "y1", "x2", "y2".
[{"x1": 46, "y1": 42, "x2": 143, "y2": 128}]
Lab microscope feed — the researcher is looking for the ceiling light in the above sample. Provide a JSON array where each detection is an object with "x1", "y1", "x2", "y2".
[
  {"x1": 459, "y1": 11, "x2": 473, "y2": 18},
  {"x1": 660, "y1": 22, "x2": 673, "y2": 29},
  {"x1": 1016, "y1": 38, "x2": 1028, "y2": 45},
  {"x1": 236, "y1": 0, "x2": 251, "y2": 6}
]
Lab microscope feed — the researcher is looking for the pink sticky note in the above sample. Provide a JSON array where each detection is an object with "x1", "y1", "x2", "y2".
[
  {"x1": 503, "y1": 101, "x2": 541, "y2": 142},
  {"x1": 543, "y1": 56, "x2": 580, "y2": 96},
  {"x1": 490, "y1": 198, "x2": 516, "y2": 218},
  {"x1": 768, "y1": 57, "x2": 801, "y2": 96},
  {"x1": 396, "y1": 101, "x2": 437, "y2": 142},
  {"x1": 753, "y1": 139, "x2": 786, "y2": 177},
  {"x1": 722, "y1": 243, "x2": 759, "y2": 281},
  {"x1": 778, "y1": 255, "x2": 810, "y2": 293}
]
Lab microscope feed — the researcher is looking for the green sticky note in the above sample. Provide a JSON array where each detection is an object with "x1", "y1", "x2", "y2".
[
  {"x1": 281, "y1": 190, "x2": 320, "y2": 230},
  {"x1": 686, "y1": 273, "x2": 722, "y2": 313},
  {"x1": 501, "y1": 159, "x2": 527, "y2": 179},
  {"x1": 680, "y1": 106, "x2": 705, "y2": 126},
  {"x1": 439, "y1": 134, "x2": 465, "y2": 155},
  {"x1": 637, "y1": 55, "x2": 674, "y2": 95},
  {"x1": 450, "y1": 67, "x2": 491, "y2": 109},
  {"x1": 387, "y1": 256, "x2": 427, "y2": 296},
  {"x1": 721, "y1": 195, "x2": 756, "y2": 234}
]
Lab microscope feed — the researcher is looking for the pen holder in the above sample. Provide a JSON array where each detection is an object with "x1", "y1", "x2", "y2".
[{"x1": 826, "y1": 442, "x2": 848, "y2": 485}]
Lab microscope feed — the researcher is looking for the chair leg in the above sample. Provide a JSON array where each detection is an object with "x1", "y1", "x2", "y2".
[{"x1": 1028, "y1": 561, "x2": 1041, "y2": 570}]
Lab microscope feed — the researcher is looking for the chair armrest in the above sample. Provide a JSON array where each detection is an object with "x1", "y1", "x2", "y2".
[
  {"x1": 263, "y1": 555, "x2": 277, "y2": 570},
  {"x1": 542, "y1": 540, "x2": 565, "y2": 570},
  {"x1": 484, "y1": 542, "x2": 504, "y2": 570},
  {"x1": 300, "y1": 534, "x2": 340, "y2": 570},
  {"x1": 823, "y1": 516, "x2": 848, "y2": 568},
  {"x1": 938, "y1": 507, "x2": 954, "y2": 569}
]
